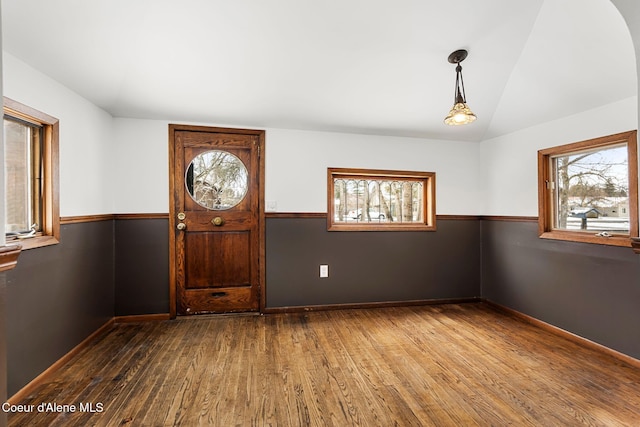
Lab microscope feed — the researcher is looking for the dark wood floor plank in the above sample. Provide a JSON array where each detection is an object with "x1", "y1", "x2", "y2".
[
  {"x1": 327, "y1": 309, "x2": 465, "y2": 426},
  {"x1": 356, "y1": 308, "x2": 493, "y2": 426},
  {"x1": 8, "y1": 303, "x2": 640, "y2": 426}
]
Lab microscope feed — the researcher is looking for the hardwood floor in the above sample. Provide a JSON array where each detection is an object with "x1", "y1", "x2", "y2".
[{"x1": 8, "y1": 303, "x2": 640, "y2": 426}]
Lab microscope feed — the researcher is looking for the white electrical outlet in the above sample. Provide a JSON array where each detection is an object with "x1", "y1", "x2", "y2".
[{"x1": 319, "y1": 265, "x2": 329, "y2": 278}]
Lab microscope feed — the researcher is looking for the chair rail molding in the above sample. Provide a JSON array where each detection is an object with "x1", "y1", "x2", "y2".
[{"x1": 0, "y1": 244, "x2": 22, "y2": 272}]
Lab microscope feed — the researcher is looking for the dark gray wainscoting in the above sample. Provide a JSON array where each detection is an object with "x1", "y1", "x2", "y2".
[
  {"x1": 481, "y1": 219, "x2": 640, "y2": 360},
  {"x1": 266, "y1": 217, "x2": 481, "y2": 308},
  {"x1": 114, "y1": 218, "x2": 169, "y2": 316},
  {"x1": 6, "y1": 221, "x2": 115, "y2": 396},
  {"x1": 0, "y1": 274, "x2": 7, "y2": 425},
  {"x1": 114, "y1": 216, "x2": 480, "y2": 315}
]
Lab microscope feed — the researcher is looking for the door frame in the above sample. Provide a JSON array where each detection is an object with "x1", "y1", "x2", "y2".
[{"x1": 168, "y1": 124, "x2": 266, "y2": 318}]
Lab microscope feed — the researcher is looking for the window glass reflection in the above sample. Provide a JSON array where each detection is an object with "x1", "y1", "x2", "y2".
[{"x1": 185, "y1": 150, "x2": 248, "y2": 210}]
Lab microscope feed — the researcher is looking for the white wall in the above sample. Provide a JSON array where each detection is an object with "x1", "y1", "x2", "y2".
[
  {"x1": 2, "y1": 53, "x2": 115, "y2": 216},
  {"x1": 5, "y1": 49, "x2": 482, "y2": 217},
  {"x1": 3, "y1": 1, "x2": 639, "y2": 219},
  {"x1": 480, "y1": 1, "x2": 639, "y2": 218},
  {"x1": 479, "y1": 96, "x2": 638, "y2": 216},
  {"x1": 5, "y1": 47, "x2": 636, "y2": 218},
  {"x1": 265, "y1": 128, "x2": 480, "y2": 214},
  {"x1": 611, "y1": 0, "x2": 640, "y2": 225},
  {"x1": 112, "y1": 119, "x2": 482, "y2": 214},
  {"x1": 112, "y1": 118, "x2": 170, "y2": 213},
  {"x1": 0, "y1": 23, "x2": 4, "y2": 245}
]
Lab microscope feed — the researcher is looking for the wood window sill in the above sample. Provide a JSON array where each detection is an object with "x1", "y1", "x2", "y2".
[
  {"x1": 540, "y1": 231, "x2": 633, "y2": 248},
  {"x1": 5, "y1": 235, "x2": 58, "y2": 251}
]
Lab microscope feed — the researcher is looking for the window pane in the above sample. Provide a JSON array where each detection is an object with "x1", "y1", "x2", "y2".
[
  {"x1": 4, "y1": 118, "x2": 41, "y2": 234},
  {"x1": 552, "y1": 144, "x2": 629, "y2": 233},
  {"x1": 333, "y1": 177, "x2": 424, "y2": 224}
]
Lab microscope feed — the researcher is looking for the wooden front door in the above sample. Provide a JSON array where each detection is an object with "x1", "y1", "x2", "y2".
[{"x1": 169, "y1": 125, "x2": 264, "y2": 316}]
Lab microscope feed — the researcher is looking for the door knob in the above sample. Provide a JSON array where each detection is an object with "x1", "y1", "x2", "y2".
[
  {"x1": 212, "y1": 217, "x2": 224, "y2": 226},
  {"x1": 177, "y1": 212, "x2": 186, "y2": 221},
  {"x1": 177, "y1": 222, "x2": 186, "y2": 230}
]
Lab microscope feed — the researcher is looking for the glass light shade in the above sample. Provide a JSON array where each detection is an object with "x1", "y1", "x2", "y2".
[{"x1": 444, "y1": 102, "x2": 477, "y2": 126}]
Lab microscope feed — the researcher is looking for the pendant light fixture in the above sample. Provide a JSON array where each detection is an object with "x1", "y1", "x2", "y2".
[{"x1": 444, "y1": 49, "x2": 477, "y2": 126}]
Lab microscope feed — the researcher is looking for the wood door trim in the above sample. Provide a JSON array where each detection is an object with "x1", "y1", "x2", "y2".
[{"x1": 168, "y1": 124, "x2": 265, "y2": 318}]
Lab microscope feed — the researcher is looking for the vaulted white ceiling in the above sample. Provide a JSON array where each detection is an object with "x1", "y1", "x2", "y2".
[{"x1": 1, "y1": 0, "x2": 636, "y2": 142}]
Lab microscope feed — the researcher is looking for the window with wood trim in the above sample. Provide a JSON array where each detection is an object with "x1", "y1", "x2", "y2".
[
  {"x1": 328, "y1": 168, "x2": 436, "y2": 231},
  {"x1": 538, "y1": 130, "x2": 638, "y2": 246},
  {"x1": 3, "y1": 98, "x2": 60, "y2": 249}
]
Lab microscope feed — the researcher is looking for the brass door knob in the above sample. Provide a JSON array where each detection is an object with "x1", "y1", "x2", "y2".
[
  {"x1": 212, "y1": 217, "x2": 224, "y2": 226},
  {"x1": 177, "y1": 222, "x2": 186, "y2": 230}
]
